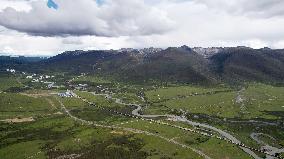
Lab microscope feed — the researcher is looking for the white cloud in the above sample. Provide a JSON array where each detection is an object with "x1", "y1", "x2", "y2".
[
  {"x1": 0, "y1": 0, "x2": 32, "y2": 12},
  {"x1": 0, "y1": 0, "x2": 174, "y2": 37},
  {"x1": 0, "y1": 26, "x2": 135, "y2": 56},
  {"x1": 272, "y1": 40, "x2": 284, "y2": 49},
  {"x1": 192, "y1": 0, "x2": 284, "y2": 18},
  {"x1": 126, "y1": 1, "x2": 284, "y2": 48}
]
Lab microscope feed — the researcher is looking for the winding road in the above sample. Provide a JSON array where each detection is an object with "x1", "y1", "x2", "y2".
[
  {"x1": 90, "y1": 92, "x2": 283, "y2": 159},
  {"x1": 250, "y1": 133, "x2": 284, "y2": 159},
  {"x1": 56, "y1": 97, "x2": 211, "y2": 159}
]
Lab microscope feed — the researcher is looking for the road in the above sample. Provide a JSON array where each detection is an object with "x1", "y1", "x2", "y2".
[
  {"x1": 250, "y1": 133, "x2": 284, "y2": 159},
  {"x1": 56, "y1": 97, "x2": 211, "y2": 159},
  {"x1": 91, "y1": 92, "x2": 281, "y2": 159}
]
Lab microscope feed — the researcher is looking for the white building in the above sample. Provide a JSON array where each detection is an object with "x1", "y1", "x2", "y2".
[
  {"x1": 32, "y1": 79, "x2": 39, "y2": 83},
  {"x1": 58, "y1": 90, "x2": 77, "y2": 98},
  {"x1": 6, "y1": 69, "x2": 16, "y2": 73}
]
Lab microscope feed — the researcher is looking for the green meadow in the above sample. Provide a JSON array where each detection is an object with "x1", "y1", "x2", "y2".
[
  {"x1": 143, "y1": 83, "x2": 284, "y2": 119},
  {"x1": 1, "y1": 73, "x2": 283, "y2": 159}
]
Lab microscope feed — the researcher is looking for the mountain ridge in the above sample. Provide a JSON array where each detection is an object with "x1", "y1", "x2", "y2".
[{"x1": 2, "y1": 46, "x2": 284, "y2": 85}]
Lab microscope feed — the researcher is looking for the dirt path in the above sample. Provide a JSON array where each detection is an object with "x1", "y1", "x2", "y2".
[
  {"x1": 89, "y1": 92, "x2": 282, "y2": 159},
  {"x1": 1, "y1": 117, "x2": 34, "y2": 123},
  {"x1": 55, "y1": 97, "x2": 211, "y2": 159}
]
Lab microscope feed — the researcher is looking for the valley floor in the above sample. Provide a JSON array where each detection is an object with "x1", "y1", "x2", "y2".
[{"x1": 0, "y1": 72, "x2": 283, "y2": 159}]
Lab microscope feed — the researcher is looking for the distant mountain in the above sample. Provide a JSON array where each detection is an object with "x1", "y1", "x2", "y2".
[
  {"x1": 192, "y1": 47, "x2": 223, "y2": 58},
  {"x1": 209, "y1": 47, "x2": 284, "y2": 84},
  {"x1": 2, "y1": 46, "x2": 284, "y2": 85},
  {"x1": 0, "y1": 56, "x2": 46, "y2": 68},
  {"x1": 42, "y1": 46, "x2": 216, "y2": 84}
]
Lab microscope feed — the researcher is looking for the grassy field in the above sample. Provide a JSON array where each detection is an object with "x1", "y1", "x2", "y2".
[
  {"x1": 122, "y1": 120, "x2": 251, "y2": 159},
  {"x1": 74, "y1": 75, "x2": 112, "y2": 84},
  {"x1": 0, "y1": 140, "x2": 46, "y2": 159},
  {"x1": 0, "y1": 88, "x2": 251, "y2": 159},
  {"x1": 242, "y1": 83, "x2": 284, "y2": 119},
  {"x1": 0, "y1": 75, "x2": 23, "y2": 91},
  {"x1": 75, "y1": 91, "x2": 115, "y2": 107},
  {"x1": 189, "y1": 137, "x2": 251, "y2": 159},
  {"x1": 75, "y1": 91, "x2": 136, "y2": 115},
  {"x1": 60, "y1": 96, "x2": 88, "y2": 109},
  {"x1": 0, "y1": 103, "x2": 209, "y2": 159},
  {"x1": 145, "y1": 85, "x2": 230, "y2": 102},
  {"x1": 0, "y1": 93, "x2": 58, "y2": 120},
  {"x1": 144, "y1": 83, "x2": 284, "y2": 119},
  {"x1": 112, "y1": 92, "x2": 143, "y2": 104},
  {"x1": 1, "y1": 73, "x2": 283, "y2": 159}
]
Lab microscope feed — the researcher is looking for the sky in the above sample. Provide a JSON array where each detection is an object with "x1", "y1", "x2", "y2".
[{"x1": 0, "y1": 0, "x2": 284, "y2": 56}]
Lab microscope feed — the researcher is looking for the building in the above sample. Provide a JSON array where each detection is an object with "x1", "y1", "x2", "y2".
[
  {"x1": 32, "y1": 79, "x2": 39, "y2": 83},
  {"x1": 58, "y1": 90, "x2": 77, "y2": 98},
  {"x1": 6, "y1": 69, "x2": 16, "y2": 73}
]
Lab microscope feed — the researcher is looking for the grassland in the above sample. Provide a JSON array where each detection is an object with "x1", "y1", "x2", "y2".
[
  {"x1": 141, "y1": 83, "x2": 284, "y2": 156},
  {"x1": 0, "y1": 75, "x2": 23, "y2": 91},
  {"x1": 144, "y1": 83, "x2": 284, "y2": 119},
  {"x1": 0, "y1": 94, "x2": 209, "y2": 159},
  {"x1": 242, "y1": 83, "x2": 284, "y2": 119},
  {"x1": 112, "y1": 92, "x2": 143, "y2": 104},
  {"x1": 0, "y1": 93, "x2": 58, "y2": 120},
  {"x1": 1, "y1": 73, "x2": 283, "y2": 159},
  {"x1": 75, "y1": 91, "x2": 116, "y2": 107},
  {"x1": 122, "y1": 120, "x2": 251, "y2": 159},
  {"x1": 74, "y1": 75, "x2": 112, "y2": 84},
  {"x1": 0, "y1": 140, "x2": 46, "y2": 159},
  {"x1": 145, "y1": 85, "x2": 230, "y2": 102}
]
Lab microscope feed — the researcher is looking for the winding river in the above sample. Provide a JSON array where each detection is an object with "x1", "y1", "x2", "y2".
[
  {"x1": 250, "y1": 133, "x2": 284, "y2": 159},
  {"x1": 91, "y1": 92, "x2": 282, "y2": 159}
]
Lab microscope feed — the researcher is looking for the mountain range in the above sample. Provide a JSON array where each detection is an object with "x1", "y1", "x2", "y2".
[{"x1": 1, "y1": 46, "x2": 284, "y2": 85}]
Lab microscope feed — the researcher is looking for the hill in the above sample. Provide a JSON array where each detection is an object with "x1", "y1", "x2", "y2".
[
  {"x1": 209, "y1": 47, "x2": 284, "y2": 85},
  {"x1": 2, "y1": 46, "x2": 284, "y2": 85},
  {"x1": 43, "y1": 46, "x2": 216, "y2": 84}
]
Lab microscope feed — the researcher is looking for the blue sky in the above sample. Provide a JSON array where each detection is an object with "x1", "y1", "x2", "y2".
[
  {"x1": 96, "y1": 0, "x2": 104, "y2": 5},
  {"x1": 0, "y1": 0, "x2": 284, "y2": 56},
  {"x1": 47, "y1": 0, "x2": 103, "y2": 9},
  {"x1": 47, "y1": 0, "x2": 58, "y2": 10}
]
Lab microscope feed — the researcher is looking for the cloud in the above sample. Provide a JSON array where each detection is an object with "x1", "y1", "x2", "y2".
[
  {"x1": 0, "y1": 0, "x2": 174, "y2": 37},
  {"x1": 0, "y1": 0, "x2": 32, "y2": 12},
  {"x1": 62, "y1": 38, "x2": 83, "y2": 45},
  {"x1": 126, "y1": 0, "x2": 284, "y2": 49},
  {"x1": 193, "y1": 0, "x2": 284, "y2": 18},
  {"x1": 0, "y1": 30, "x2": 134, "y2": 56}
]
